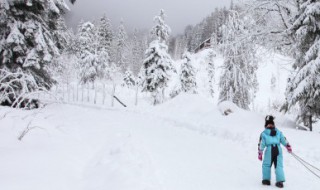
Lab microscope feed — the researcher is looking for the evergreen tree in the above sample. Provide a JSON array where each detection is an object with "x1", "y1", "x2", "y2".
[
  {"x1": 115, "y1": 20, "x2": 128, "y2": 72},
  {"x1": 77, "y1": 22, "x2": 106, "y2": 84},
  {"x1": 0, "y1": 0, "x2": 71, "y2": 90},
  {"x1": 77, "y1": 22, "x2": 96, "y2": 84},
  {"x1": 285, "y1": 0, "x2": 320, "y2": 131},
  {"x1": 122, "y1": 69, "x2": 136, "y2": 88},
  {"x1": 97, "y1": 14, "x2": 113, "y2": 54},
  {"x1": 141, "y1": 10, "x2": 175, "y2": 105},
  {"x1": 180, "y1": 51, "x2": 197, "y2": 93},
  {"x1": 207, "y1": 49, "x2": 216, "y2": 98},
  {"x1": 131, "y1": 29, "x2": 144, "y2": 75},
  {"x1": 219, "y1": 11, "x2": 258, "y2": 110},
  {"x1": 151, "y1": 9, "x2": 171, "y2": 43}
]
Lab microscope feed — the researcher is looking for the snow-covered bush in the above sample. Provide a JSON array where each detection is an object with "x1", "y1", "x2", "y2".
[
  {"x1": 122, "y1": 69, "x2": 136, "y2": 88},
  {"x1": 218, "y1": 101, "x2": 239, "y2": 116},
  {"x1": 0, "y1": 68, "x2": 40, "y2": 109}
]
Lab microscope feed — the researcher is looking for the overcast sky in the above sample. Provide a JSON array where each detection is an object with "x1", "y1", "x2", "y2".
[{"x1": 65, "y1": 0, "x2": 232, "y2": 35}]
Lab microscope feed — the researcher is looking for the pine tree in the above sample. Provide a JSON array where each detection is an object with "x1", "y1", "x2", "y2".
[
  {"x1": 122, "y1": 69, "x2": 136, "y2": 88},
  {"x1": 97, "y1": 14, "x2": 113, "y2": 54},
  {"x1": 0, "y1": 0, "x2": 78, "y2": 107},
  {"x1": 151, "y1": 9, "x2": 171, "y2": 43},
  {"x1": 219, "y1": 11, "x2": 258, "y2": 110},
  {"x1": 0, "y1": 0, "x2": 72, "y2": 106},
  {"x1": 141, "y1": 10, "x2": 175, "y2": 105},
  {"x1": 115, "y1": 20, "x2": 128, "y2": 72},
  {"x1": 78, "y1": 22, "x2": 108, "y2": 84},
  {"x1": 285, "y1": 0, "x2": 320, "y2": 131},
  {"x1": 131, "y1": 29, "x2": 144, "y2": 75},
  {"x1": 207, "y1": 49, "x2": 216, "y2": 98},
  {"x1": 180, "y1": 51, "x2": 197, "y2": 93}
]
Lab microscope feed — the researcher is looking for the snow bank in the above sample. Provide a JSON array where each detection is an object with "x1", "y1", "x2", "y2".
[{"x1": 218, "y1": 101, "x2": 240, "y2": 116}]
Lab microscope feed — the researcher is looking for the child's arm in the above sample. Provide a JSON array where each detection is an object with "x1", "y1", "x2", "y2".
[{"x1": 280, "y1": 132, "x2": 292, "y2": 153}]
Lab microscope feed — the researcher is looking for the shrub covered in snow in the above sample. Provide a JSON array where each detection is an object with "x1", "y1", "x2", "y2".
[{"x1": 218, "y1": 101, "x2": 240, "y2": 116}]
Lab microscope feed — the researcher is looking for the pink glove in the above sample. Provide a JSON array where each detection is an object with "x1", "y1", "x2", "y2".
[
  {"x1": 286, "y1": 144, "x2": 292, "y2": 153},
  {"x1": 258, "y1": 151, "x2": 263, "y2": 161}
]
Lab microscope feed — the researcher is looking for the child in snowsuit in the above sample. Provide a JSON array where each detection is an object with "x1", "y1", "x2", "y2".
[{"x1": 258, "y1": 115, "x2": 292, "y2": 188}]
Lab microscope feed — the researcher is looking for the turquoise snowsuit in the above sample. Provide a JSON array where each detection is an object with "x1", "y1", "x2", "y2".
[{"x1": 259, "y1": 127, "x2": 288, "y2": 182}]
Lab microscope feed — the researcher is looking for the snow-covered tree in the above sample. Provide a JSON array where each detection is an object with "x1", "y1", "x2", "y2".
[
  {"x1": 219, "y1": 11, "x2": 258, "y2": 110},
  {"x1": 0, "y1": 0, "x2": 73, "y2": 107},
  {"x1": 285, "y1": 0, "x2": 320, "y2": 131},
  {"x1": 207, "y1": 49, "x2": 216, "y2": 98},
  {"x1": 0, "y1": 0, "x2": 71, "y2": 89},
  {"x1": 246, "y1": 0, "x2": 297, "y2": 55},
  {"x1": 115, "y1": 20, "x2": 128, "y2": 72},
  {"x1": 151, "y1": 9, "x2": 171, "y2": 43},
  {"x1": 141, "y1": 10, "x2": 175, "y2": 105},
  {"x1": 77, "y1": 22, "x2": 105, "y2": 84},
  {"x1": 131, "y1": 29, "x2": 145, "y2": 75},
  {"x1": 97, "y1": 14, "x2": 113, "y2": 54},
  {"x1": 122, "y1": 69, "x2": 136, "y2": 88},
  {"x1": 180, "y1": 51, "x2": 197, "y2": 93}
]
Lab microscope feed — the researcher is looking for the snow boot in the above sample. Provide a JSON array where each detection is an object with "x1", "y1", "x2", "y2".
[
  {"x1": 275, "y1": 182, "x2": 284, "y2": 188},
  {"x1": 262, "y1": 180, "x2": 271, "y2": 185}
]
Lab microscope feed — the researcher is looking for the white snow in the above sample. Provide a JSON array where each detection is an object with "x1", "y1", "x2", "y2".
[
  {"x1": 1, "y1": 93, "x2": 320, "y2": 190},
  {"x1": 1, "y1": 33, "x2": 319, "y2": 190}
]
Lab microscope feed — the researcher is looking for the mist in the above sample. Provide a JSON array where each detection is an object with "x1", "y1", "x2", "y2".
[{"x1": 65, "y1": 0, "x2": 232, "y2": 35}]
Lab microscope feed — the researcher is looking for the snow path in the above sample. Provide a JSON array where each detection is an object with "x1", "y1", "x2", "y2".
[{"x1": 1, "y1": 100, "x2": 320, "y2": 190}]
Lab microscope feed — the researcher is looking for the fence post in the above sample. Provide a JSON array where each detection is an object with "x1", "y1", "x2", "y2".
[
  {"x1": 135, "y1": 85, "x2": 139, "y2": 106},
  {"x1": 111, "y1": 84, "x2": 116, "y2": 107},
  {"x1": 55, "y1": 85, "x2": 58, "y2": 101},
  {"x1": 73, "y1": 84, "x2": 75, "y2": 102},
  {"x1": 62, "y1": 84, "x2": 65, "y2": 102},
  {"x1": 82, "y1": 85, "x2": 84, "y2": 102},
  {"x1": 67, "y1": 83, "x2": 70, "y2": 102},
  {"x1": 94, "y1": 82, "x2": 97, "y2": 104},
  {"x1": 102, "y1": 83, "x2": 106, "y2": 105},
  {"x1": 87, "y1": 83, "x2": 90, "y2": 102},
  {"x1": 76, "y1": 84, "x2": 79, "y2": 102}
]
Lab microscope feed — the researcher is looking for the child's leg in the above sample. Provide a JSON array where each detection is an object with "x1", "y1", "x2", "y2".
[
  {"x1": 275, "y1": 154, "x2": 285, "y2": 182},
  {"x1": 262, "y1": 148, "x2": 272, "y2": 180}
]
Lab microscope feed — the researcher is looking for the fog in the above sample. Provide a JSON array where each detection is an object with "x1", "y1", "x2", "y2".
[{"x1": 65, "y1": 0, "x2": 231, "y2": 35}]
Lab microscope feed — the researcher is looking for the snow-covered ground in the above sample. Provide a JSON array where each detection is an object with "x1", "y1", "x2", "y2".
[
  {"x1": 1, "y1": 49, "x2": 319, "y2": 190},
  {"x1": 1, "y1": 94, "x2": 320, "y2": 190}
]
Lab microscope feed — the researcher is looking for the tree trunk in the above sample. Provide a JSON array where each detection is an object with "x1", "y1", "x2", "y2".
[
  {"x1": 93, "y1": 81, "x2": 97, "y2": 104},
  {"x1": 111, "y1": 84, "x2": 116, "y2": 107},
  {"x1": 87, "y1": 83, "x2": 90, "y2": 102},
  {"x1": 102, "y1": 83, "x2": 106, "y2": 105},
  {"x1": 309, "y1": 115, "x2": 313, "y2": 132},
  {"x1": 135, "y1": 85, "x2": 139, "y2": 106}
]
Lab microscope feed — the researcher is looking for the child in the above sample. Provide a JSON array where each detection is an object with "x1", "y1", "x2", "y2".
[{"x1": 258, "y1": 115, "x2": 292, "y2": 188}]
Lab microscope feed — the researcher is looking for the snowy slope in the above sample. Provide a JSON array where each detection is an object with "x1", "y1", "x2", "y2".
[
  {"x1": 175, "y1": 48, "x2": 293, "y2": 114},
  {"x1": 1, "y1": 95, "x2": 320, "y2": 190}
]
